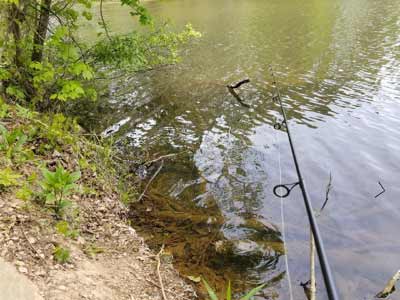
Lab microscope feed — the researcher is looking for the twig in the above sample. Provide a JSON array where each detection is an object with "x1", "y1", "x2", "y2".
[
  {"x1": 227, "y1": 86, "x2": 251, "y2": 108},
  {"x1": 20, "y1": 226, "x2": 47, "y2": 265},
  {"x1": 320, "y1": 172, "x2": 333, "y2": 214},
  {"x1": 99, "y1": 0, "x2": 112, "y2": 41},
  {"x1": 144, "y1": 153, "x2": 181, "y2": 166},
  {"x1": 374, "y1": 181, "x2": 386, "y2": 198},
  {"x1": 145, "y1": 278, "x2": 174, "y2": 294},
  {"x1": 310, "y1": 231, "x2": 316, "y2": 300},
  {"x1": 304, "y1": 173, "x2": 333, "y2": 299},
  {"x1": 376, "y1": 270, "x2": 400, "y2": 298},
  {"x1": 156, "y1": 244, "x2": 168, "y2": 300},
  {"x1": 227, "y1": 78, "x2": 250, "y2": 89},
  {"x1": 137, "y1": 160, "x2": 164, "y2": 202}
]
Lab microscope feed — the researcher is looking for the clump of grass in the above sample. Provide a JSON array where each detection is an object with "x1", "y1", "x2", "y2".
[
  {"x1": 55, "y1": 220, "x2": 79, "y2": 239},
  {"x1": 0, "y1": 168, "x2": 21, "y2": 190},
  {"x1": 202, "y1": 279, "x2": 266, "y2": 300},
  {"x1": 53, "y1": 246, "x2": 71, "y2": 264}
]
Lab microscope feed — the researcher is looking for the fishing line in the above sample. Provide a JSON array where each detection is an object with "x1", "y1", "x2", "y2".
[
  {"x1": 226, "y1": 79, "x2": 294, "y2": 298},
  {"x1": 269, "y1": 65, "x2": 340, "y2": 300},
  {"x1": 274, "y1": 115, "x2": 295, "y2": 300}
]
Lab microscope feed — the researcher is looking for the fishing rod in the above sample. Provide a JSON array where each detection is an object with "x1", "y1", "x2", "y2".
[{"x1": 269, "y1": 66, "x2": 340, "y2": 300}]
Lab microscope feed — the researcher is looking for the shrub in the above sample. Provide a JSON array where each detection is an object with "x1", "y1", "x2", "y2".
[{"x1": 39, "y1": 166, "x2": 81, "y2": 217}]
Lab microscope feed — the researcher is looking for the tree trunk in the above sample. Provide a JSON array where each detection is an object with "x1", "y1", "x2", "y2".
[
  {"x1": 31, "y1": 0, "x2": 52, "y2": 62},
  {"x1": 8, "y1": 3, "x2": 24, "y2": 68}
]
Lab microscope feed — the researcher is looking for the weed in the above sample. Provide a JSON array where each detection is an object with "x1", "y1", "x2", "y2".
[
  {"x1": 0, "y1": 125, "x2": 28, "y2": 163},
  {"x1": 39, "y1": 166, "x2": 81, "y2": 217},
  {"x1": 0, "y1": 98, "x2": 9, "y2": 119},
  {"x1": 38, "y1": 114, "x2": 79, "y2": 150},
  {"x1": 55, "y1": 220, "x2": 79, "y2": 239},
  {"x1": 202, "y1": 279, "x2": 266, "y2": 300},
  {"x1": 53, "y1": 246, "x2": 71, "y2": 264},
  {"x1": 16, "y1": 185, "x2": 34, "y2": 201},
  {"x1": 15, "y1": 104, "x2": 38, "y2": 120},
  {"x1": 0, "y1": 168, "x2": 22, "y2": 189}
]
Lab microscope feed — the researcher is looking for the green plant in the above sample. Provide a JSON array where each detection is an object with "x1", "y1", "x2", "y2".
[
  {"x1": 0, "y1": 168, "x2": 21, "y2": 189},
  {"x1": 0, "y1": 125, "x2": 28, "y2": 162},
  {"x1": 55, "y1": 220, "x2": 79, "y2": 239},
  {"x1": 39, "y1": 166, "x2": 81, "y2": 217},
  {"x1": 1, "y1": 0, "x2": 199, "y2": 112},
  {"x1": 38, "y1": 114, "x2": 79, "y2": 150},
  {"x1": 202, "y1": 279, "x2": 266, "y2": 300},
  {"x1": 15, "y1": 104, "x2": 38, "y2": 120},
  {"x1": 53, "y1": 246, "x2": 70, "y2": 264},
  {"x1": 16, "y1": 185, "x2": 34, "y2": 201},
  {"x1": 0, "y1": 97, "x2": 9, "y2": 118}
]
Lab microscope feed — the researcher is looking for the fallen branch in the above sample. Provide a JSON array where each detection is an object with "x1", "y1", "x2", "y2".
[
  {"x1": 303, "y1": 173, "x2": 333, "y2": 299},
  {"x1": 156, "y1": 244, "x2": 168, "y2": 300},
  {"x1": 20, "y1": 226, "x2": 47, "y2": 266},
  {"x1": 227, "y1": 78, "x2": 250, "y2": 89},
  {"x1": 301, "y1": 231, "x2": 316, "y2": 300},
  {"x1": 227, "y1": 87, "x2": 251, "y2": 108},
  {"x1": 144, "y1": 153, "x2": 180, "y2": 166},
  {"x1": 137, "y1": 160, "x2": 164, "y2": 202},
  {"x1": 376, "y1": 270, "x2": 400, "y2": 298}
]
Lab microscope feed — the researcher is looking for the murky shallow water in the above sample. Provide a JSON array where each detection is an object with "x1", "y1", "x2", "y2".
[{"x1": 80, "y1": 0, "x2": 400, "y2": 299}]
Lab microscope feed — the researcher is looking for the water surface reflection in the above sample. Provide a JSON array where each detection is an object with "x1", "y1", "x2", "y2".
[{"x1": 80, "y1": 0, "x2": 400, "y2": 298}]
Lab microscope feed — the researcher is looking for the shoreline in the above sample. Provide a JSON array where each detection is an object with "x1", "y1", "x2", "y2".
[{"x1": 0, "y1": 102, "x2": 197, "y2": 300}]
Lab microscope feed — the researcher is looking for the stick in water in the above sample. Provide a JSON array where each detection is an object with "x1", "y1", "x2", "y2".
[
  {"x1": 137, "y1": 160, "x2": 164, "y2": 202},
  {"x1": 376, "y1": 270, "x2": 400, "y2": 298}
]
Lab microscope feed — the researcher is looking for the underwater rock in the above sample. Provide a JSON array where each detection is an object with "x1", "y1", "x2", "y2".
[{"x1": 213, "y1": 239, "x2": 273, "y2": 268}]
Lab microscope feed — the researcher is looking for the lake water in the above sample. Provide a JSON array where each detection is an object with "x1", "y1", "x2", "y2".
[{"x1": 80, "y1": 0, "x2": 400, "y2": 299}]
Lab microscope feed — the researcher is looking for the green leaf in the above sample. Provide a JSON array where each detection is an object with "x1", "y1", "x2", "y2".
[
  {"x1": 240, "y1": 283, "x2": 266, "y2": 300},
  {"x1": 202, "y1": 279, "x2": 219, "y2": 300},
  {"x1": 0, "y1": 168, "x2": 22, "y2": 187},
  {"x1": 53, "y1": 246, "x2": 70, "y2": 264},
  {"x1": 70, "y1": 171, "x2": 81, "y2": 182},
  {"x1": 82, "y1": 11, "x2": 92, "y2": 20},
  {"x1": 70, "y1": 63, "x2": 93, "y2": 80},
  {"x1": 187, "y1": 276, "x2": 201, "y2": 283},
  {"x1": 0, "y1": 67, "x2": 11, "y2": 80},
  {"x1": 52, "y1": 81, "x2": 85, "y2": 101},
  {"x1": 5, "y1": 85, "x2": 25, "y2": 100},
  {"x1": 77, "y1": 0, "x2": 92, "y2": 8},
  {"x1": 16, "y1": 186, "x2": 33, "y2": 201},
  {"x1": 56, "y1": 221, "x2": 70, "y2": 236},
  {"x1": 226, "y1": 281, "x2": 231, "y2": 300}
]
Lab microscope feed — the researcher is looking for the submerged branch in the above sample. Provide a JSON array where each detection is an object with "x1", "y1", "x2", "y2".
[
  {"x1": 376, "y1": 270, "x2": 400, "y2": 298},
  {"x1": 320, "y1": 172, "x2": 333, "y2": 214},
  {"x1": 156, "y1": 244, "x2": 168, "y2": 300},
  {"x1": 137, "y1": 160, "x2": 164, "y2": 202}
]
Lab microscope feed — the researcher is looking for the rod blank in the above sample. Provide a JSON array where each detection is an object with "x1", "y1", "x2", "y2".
[{"x1": 270, "y1": 68, "x2": 340, "y2": 300}]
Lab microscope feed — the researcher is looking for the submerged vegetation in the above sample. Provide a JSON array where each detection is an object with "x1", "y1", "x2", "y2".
[
  {"x1": 0, "y1": 0, "x2": 277, "y2": 299},
  {"x1": 0, "y1": 0, "x2": 262, "y2": 298}
]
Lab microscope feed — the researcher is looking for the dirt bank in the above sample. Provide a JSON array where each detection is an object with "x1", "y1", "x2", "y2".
[{"x1": 0, "y1": 103, "x2": 196, "y2": 300}]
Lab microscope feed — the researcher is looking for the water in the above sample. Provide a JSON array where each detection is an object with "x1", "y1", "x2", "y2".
[{"x1": 80, "y1": 0, "x2": 400, "y2": 299}]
